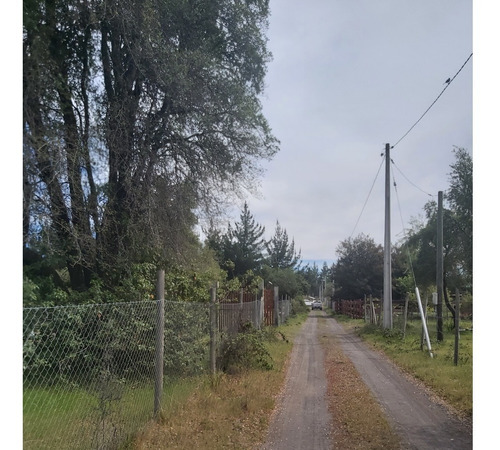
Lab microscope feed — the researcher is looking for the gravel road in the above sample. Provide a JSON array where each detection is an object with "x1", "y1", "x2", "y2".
[
  {"x1": 261, "y1": 312, "x2": 333, "y2": 450},
  {"x1": 261, "y1": 311, "x2": 472, "y2": 450}
]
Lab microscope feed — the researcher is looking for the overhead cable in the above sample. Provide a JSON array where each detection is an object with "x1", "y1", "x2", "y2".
[
  {"x1": 391, "y1": 53, "x2": 473, "y2": 150},
  {"x1": 349, "y1": 153, "x2": 385, "y2": 239},
  {"x1": 391, "y1": 158, "x2": 434, "y2": 198}
]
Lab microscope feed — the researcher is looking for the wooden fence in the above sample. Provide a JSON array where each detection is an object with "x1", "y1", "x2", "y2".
[
  {"x1": 333, "y1": 299, "x2": 365, "y2": 318},
  {"x1": 217, "y1": 288, "x2": 291, "y2": 334}
]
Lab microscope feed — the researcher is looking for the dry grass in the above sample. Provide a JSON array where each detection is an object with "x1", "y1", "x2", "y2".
[
  {"x1": 318, "y1": 320, "x2": 402, "y2": 450},
  {"x1": 133, "y1": 372, "x2": 277, "y2": 449},
  {"x1": 132, "y1": 315, "x2": 306, "y2": 449}
]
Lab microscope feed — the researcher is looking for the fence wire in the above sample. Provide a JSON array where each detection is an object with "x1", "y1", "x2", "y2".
[
  {"x1": 23, "y1": 300, "x2": 210, "y2": 449},
  {"x1": 23, "y1": 295, "x2": 291, "y2": 449}
]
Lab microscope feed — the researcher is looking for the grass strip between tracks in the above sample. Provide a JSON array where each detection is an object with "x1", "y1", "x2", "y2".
[{"x1": 318, "y1": 318, "x2": 402, "y2": 450}]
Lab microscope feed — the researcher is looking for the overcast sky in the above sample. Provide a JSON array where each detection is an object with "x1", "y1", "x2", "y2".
[{"x1": 233, "y1": 0, "x2": 473, "y2": 265}]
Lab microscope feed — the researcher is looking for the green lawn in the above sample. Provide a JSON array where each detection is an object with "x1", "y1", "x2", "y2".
[{"x1": 23, "y1": 378, "x2": 198, "y2": 449}]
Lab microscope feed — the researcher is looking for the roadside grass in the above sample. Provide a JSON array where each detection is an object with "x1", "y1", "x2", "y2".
[
  {"x1": 331, "y1": 313, "x2": 472, "y2": 418},
  {"x1": 318, "y1": 319, "x2": 401, "y2": 450},
  {"x1": 133, "y1": 313, "x2": 308, "y2": 449}
]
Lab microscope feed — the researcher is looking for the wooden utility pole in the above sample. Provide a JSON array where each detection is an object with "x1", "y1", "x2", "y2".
[
  {"x1": 383, "y1": 143, "x2": 393, "y2": 329},
  {"x1": 436, "y1": 191, "x2": 444, "y2": 341}
]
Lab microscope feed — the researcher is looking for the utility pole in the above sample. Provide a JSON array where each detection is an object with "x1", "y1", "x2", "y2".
[
  {"x1": 383, "y1": 143, "x2": 392, "y2": 329},
  {"x1": 436, "y1": 191, "x2": 444, "y2": 341}
]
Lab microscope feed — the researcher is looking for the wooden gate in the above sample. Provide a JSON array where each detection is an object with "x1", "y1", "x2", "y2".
[{"x1": 263, "y1": 288, "x2": 274, "y2": 326}]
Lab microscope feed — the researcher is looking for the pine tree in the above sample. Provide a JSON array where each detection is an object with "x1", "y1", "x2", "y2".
[
  {"x1": 228, "y1": 202, "x2": 266, "y2": 278},
  {"x1": 266, "y1": 221, "x2": 301, "y2": 269}
]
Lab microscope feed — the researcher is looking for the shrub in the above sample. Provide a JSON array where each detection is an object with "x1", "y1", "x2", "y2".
[
  {"x1": 217, "y1": 322, "x2": 273, "y2": 373},
  {"x1": 291, "y1": 298, "x2": 309, "y2": 316}
]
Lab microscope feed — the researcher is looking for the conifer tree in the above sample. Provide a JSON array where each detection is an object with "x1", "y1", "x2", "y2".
[
  {"x1": 228, "y1": 202, "x2": 266, "y2": 278},
  {"x1": 265, "y1": 221, "x2": 301, "y2": 269}
]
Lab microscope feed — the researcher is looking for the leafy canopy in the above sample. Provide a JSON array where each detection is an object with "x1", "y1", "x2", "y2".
[
  {"x1": 23, "y1": 0, "x2": 278, "y2": 299},
  {"x1": 333, "y1": 234, "x2": 383, "y2": 300}
]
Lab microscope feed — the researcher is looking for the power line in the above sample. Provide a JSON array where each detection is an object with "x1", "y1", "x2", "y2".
[
  {"x1": 349, "y1": 153, "x2": 385, "y2": 239},
  {"x1": 392, "y1": 53, "x2": 473, "y2": 150},
  {"x1": 391, "y1": 168, "x2": 418, "y2": 290},
  {"x1": 391, "y1": 158, "x2": 434, "y2": 198}
]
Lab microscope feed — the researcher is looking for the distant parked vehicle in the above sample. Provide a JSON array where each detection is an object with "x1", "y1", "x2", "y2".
[
  {"x1": 304, "y1": 298, "x2": 314, "y2": 308},
  {"x1": 312, "y1": 300, "x2": 323, "y2": 310}
]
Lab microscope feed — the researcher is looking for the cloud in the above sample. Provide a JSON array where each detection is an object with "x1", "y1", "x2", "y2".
[{"x1": 246, "y1": 0, "x2": 472, "y2": 261}]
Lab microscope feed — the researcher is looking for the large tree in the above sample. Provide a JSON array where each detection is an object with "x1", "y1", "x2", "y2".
[
  {"x1": 333, "y1": 234, "x2": 384, "y2": 300},
  {"x1": 446, "y1": 147, "x2": 472, "y2": 281},
  {"x1": 297, "y1": 263, "x2": 320, "y2": 297},
  {"x1": 395, "y1": 148, "x2": 472, "y2": 319},
  {"x1": 23, "y1": 0, "x2": 278, "y2": 291},
  {"x1": 206, "y1": 202, "x2": 266, "y2": 280}
]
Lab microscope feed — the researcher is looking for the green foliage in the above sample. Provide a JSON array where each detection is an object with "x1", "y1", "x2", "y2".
[
  {"x1": 24, "y1": 0, "x2": 278, "y2": 291},
  {"x1": 206, "y1": 202, "x2": 267, "y2": 280},
  {"x1": 291, "y1": 298, "x2": 309, "y2": 316},
  {"x1": 334, "y1": 234, "x2": 384, "y2": 299},
  {"x1": 394, "y1": 147, "x2": 472, "y2": 296},
  {"x1": 163, "y1": 302, "x2": 211, "y2": 377},
  {"x1": 217, "y1": 323, "x2": 274, "y2": 373},
  {"x1": 296, "y1": 263, "x2": 318, "y2": 296},
  {"x1": 265, "y1": 221, "x2": 301, "y2": 269},
  {"x1": 23, "y1": 303, "x2": 157, "y2": 388},
  {"x1": 164, "y1": 268, "x2": 211, "y2": 303},
  {"x1": 260, "y1": 265, "x2": 307, "y2": 298}
]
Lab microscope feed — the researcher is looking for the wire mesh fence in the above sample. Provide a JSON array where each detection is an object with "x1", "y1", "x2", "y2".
[
  {"x1": 23, "y1": 300, "x2": 210, "y2": 449},
  {"x1": 218, "y1": 300, "x2": 263, "y2": 334},
  {"x1": 23, "y1": 293, "x2": 292, "y2": 449},
  {"x1": 23, "y1": 301, "x2": 158, "y2": 449}
]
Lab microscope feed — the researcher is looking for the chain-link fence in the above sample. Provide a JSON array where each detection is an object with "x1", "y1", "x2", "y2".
[
  {"x1": 23, "y1": 300, "x2": 210, "y2": 449},
  {"x1": 23, "y1": 292, "x2": 292, "y2": 449}
]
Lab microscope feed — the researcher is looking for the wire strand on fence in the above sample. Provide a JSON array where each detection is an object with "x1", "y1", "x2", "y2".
[{"x1": 23, "y1": 294, "x2": 292, "y2": 449}]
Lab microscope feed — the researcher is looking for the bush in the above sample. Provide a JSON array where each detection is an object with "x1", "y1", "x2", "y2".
[
  {"x1": 291, "y1": 298, "x2": 309, "y2": 315},
  {"x1": 217, "y1": 322, "x2": 273, "y2": 374}
]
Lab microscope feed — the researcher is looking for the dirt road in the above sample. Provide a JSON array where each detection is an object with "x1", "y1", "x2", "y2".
[
  {"x1": 261, "y1": 312, "x2": 333, "y2": 450},
  {"x1": 261, "y1": 311, "x2": 472, "y2": 449}
]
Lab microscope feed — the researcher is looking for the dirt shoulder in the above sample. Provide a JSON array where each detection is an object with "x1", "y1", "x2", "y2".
[{"x1": 324, "y1": 315, "x2": 472, "y2": 449}]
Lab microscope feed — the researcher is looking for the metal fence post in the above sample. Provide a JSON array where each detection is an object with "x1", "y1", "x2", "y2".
[
  {"x1": 154, "y1": 269, "x2": 165, "y2": 418},
  {"x1": 209, "y1": 284, "x2": 217, "y2": 374}
]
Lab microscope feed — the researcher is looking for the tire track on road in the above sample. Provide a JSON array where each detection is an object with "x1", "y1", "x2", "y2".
[
  {"x1": 261, "y1": 314, "x2": 333, "y2": 450},
  {"x1": 325, "y1": 317, "x2": 472, "y2": 450}
]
